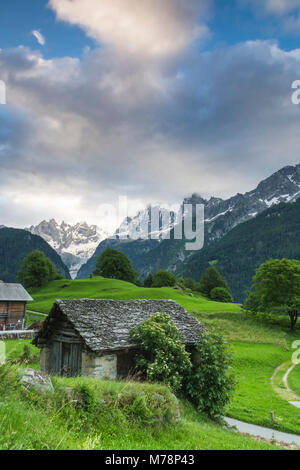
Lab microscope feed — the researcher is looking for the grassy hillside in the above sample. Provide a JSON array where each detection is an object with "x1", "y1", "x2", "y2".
[
  {"x1": 19, "y1": 276, "x2": 300, "y2": 444},
  {"x1": 180, "y1": 199, "x2": 300, "y2": 302},
  {"x1": 0, "y1": 360, "x2": 281, "y2": 450},
  {"x1": 29, "y1": 276, "x2": 241, "y2": 314},
  {"x1": 0, "y1": 227, "x2": 70, "y2": 282},
  {"x1": 288, "y1": 364, "x2": 300, "y2": 397}
]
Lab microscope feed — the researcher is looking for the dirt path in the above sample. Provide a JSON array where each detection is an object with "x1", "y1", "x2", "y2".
[
  {"x1": 271, "y1": 361, "x2": 300, "y2": 408},
  {"x1": 27, "y1": 310, "x2": 47, "y2": 317}
]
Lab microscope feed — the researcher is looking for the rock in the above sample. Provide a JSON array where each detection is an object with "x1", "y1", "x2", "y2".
[
  {"x1": 170, "y1": 393, "x2": 181, "y2": 422},
  {"x1": 188, "y1": 293, "x2": 194, "y2": 297},
  {"x1": 20, "y1": 368, "x2": 54, "y2": 393},
  {"x1": 151, "y1": 392, "x2": 181, "y2": 423}
]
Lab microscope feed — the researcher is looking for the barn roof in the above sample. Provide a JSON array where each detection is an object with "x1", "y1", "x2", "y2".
[
  {"x1": 34, "y1": 299, "x2": 205, "y2": 352},
  {"x1": 0, "y1": 282, "x2": 33, "y2": 302}
]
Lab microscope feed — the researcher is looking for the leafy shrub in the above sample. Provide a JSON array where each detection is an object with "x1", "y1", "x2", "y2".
[
  {"x1": 73, "y1": 383, "x2": 98, "y2": 413},
  {"x1": 184, "y1": 331, "x2": 236, "y2": 418},
  {"x1": 93, "y1": 248, "x2": 138, "y2": 284},
  {"x1": 130, "y1": 313, "x2": 191, "y2": 391},
  {"x1": 131, "y1": 314, "x2": 236, "y2": 418},
  {"x1": 183, "y1": 278, "x2": 197, "y2": 290},
  {"x1": 243, "y1": 291, "x2": 260, "y2": 313},
  {"x1": 152, "y1": 270, "x2": 177, "y2": 288},
  {"x1": 143, "y1": 274, "x2": 153, "y2": 287},
  {"x1": 210, "y1": 287, "x2": 233, "y2": 303},
  {"x1": 17, "y1": 250, "x2": 62, "y2": 288},
  {"x1": 198, "y1": 266, "x2": 229, "y2": 297}
]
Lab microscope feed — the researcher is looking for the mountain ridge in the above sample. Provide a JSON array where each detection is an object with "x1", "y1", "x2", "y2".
[
  {"x1": 77, "y1": 163, "x2": 300, "y2": 279},
  {"x1": 0, "y1": 227, "x2": 71, "y2": 283},
  {"x1": 26, "y1": 220, "x2": 110, "y2": 278}
]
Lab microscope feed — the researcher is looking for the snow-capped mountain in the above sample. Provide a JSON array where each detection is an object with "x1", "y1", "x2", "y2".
[
  {"x1": 116, "y1": 205, "x2": 179, "y2": 240},
  {"x1": 184, "y1": 164, "x2": 300, "y2": 243},
  {"x1": 26, "y1": 220, "x2": 109, "y2": 278},
  {"x1": 117, "y1": 164, "x2": 300, "y2": 247},
  {"x1": 77, "y1": 163, "x2": 300, "y2": 279}
]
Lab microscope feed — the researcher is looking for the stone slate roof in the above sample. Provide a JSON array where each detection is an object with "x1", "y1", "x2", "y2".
[
  {"x1": 0, "y1": 282, "x2": 33, "y2": 302},
  {"x1": 34, "y1": 299, "x2": 205, "y2": 352}
]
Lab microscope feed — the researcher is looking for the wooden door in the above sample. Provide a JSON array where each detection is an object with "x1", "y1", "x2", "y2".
[
  {"x1": 50, "y1": 341, "x2": 62, "y2": 375},
  {"x1": 50, "y1": 341, "x2": 82, "y2": 377}
]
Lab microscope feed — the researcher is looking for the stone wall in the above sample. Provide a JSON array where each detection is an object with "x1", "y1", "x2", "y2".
[
  {"x1": 39, "y1": 346, "x2": 118, "y2": 379},
  {"x1": 81, "y1": 352, "x2": 117, "y2": 379}
]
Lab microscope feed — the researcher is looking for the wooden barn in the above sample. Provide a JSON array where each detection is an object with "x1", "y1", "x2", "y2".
[
  {"x1": 0, "y1": 281, "x2": 33, "y2": 331},
  {"x1": 33, "y1": 299, "x2": 204, "y2": 379}
]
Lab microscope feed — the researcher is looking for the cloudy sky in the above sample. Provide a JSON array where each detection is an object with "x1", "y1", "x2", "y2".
[{"x1": 1, "y1": 0, "x2": 300, "y2": 231}]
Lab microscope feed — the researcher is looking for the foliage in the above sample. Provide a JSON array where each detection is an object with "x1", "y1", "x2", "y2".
[
  {"x1": 93, "y1": 248, "x2": 138, "y2": 284},
  {"x1": 210, "y1": 287, "x2": 233, "y2": 303},
  {"x1": 143, "y1": 274, "x2": 153, "y2": 287},
  {"x1": 198, "y1": 266, "x2": 229, "y2": 298},
  {"x1": 130, "y1": 313, "x2": 192, "y2": 391},
  {"x1": 0, "y1": 227, "x2": 70, "y2": 283},
  {"x1": 243, "y1": 291, "x2": 260, "y2": 313},
  {"x1": 17, "y1": 250, "x2": 62, "y2": 288},
  {"x1": 246, "y1": 258, "x2": 300, "y2": 330},
  {"x1": 182, "y1": 278, "x2": 197, "y2": 290},
  {"x1": 131, "y1": 314, "x2": 236, "y2": 418},
  {"x1": 0, "y1": 363, "x2": 278, "y2": 450},
  {"x1": 152, "y1": 270, "x2": 177, "y2": 288},
  {"x1": 181, "y1": 198, "x2": 300, "y2": 302},
  {"x1": 184, "y1": 331, "x2": 236, "y2": 418}
]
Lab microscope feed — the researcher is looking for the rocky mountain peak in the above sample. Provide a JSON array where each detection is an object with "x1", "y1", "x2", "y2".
[{"x1": 26, "y1": 219, "x2": 109, "y2": 279}]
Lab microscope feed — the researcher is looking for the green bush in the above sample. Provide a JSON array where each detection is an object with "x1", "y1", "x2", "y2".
[
  {"x1": 198, "y1": 266, "x2": 229, "y2": 297},
  {"x1": 152, "y1": 270, "x2": 177, "y2": 288},
  {"x1": 130, "y1": 313, "x2": 191, "y2": 391},
  {"x1": 131, "y1": 314, "x2": 236, "y2": 418},
  {"x1": 17, "y1": 250, "x2": 62, "y2": 288},
  {"x1": 183, "y1": 278, "x2": 197, "y2": 290},
  {"x1": 143, "y1": 274, "x2": 153, "y2": 287},
  {"x1": 184, "y1": 331, "x2": 236, "y2": 418},
  {"x1": 210, "y1": 287, "x2": 233, "y2": 303},
  {"x1": 93, "y1": 248, "x2": 138, "y2": 284}
]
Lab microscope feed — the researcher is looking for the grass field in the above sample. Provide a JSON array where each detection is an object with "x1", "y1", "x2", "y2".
[
  {"x1": 194, "y1": 310, "x2": 300, "y2": 435},
  {"x1": 288, "y1": 364, "x2": 300, "y2": 397},
  {"x1": 0, "y1": 364, "x2": 281, "y2": 450},
  {"x1": 28, "y1": 277, "x2": 241, "y2": 314},
  {"x1": 3, "y1": 276, "x2": 300, "y2": 449},
  {"x1": 26, "y1": 276, "x2": 300, "y2": 434},
  {"x1": 228, "y1": 343, "x2": 300, "y2": 435}
]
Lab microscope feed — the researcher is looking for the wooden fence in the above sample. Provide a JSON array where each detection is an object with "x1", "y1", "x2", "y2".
[{"x1": 0, "y1": 330, "x2": 38, "y2": 340}]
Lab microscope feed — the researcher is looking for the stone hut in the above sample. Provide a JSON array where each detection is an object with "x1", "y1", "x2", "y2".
[{"x1": 33, "y1": 299, "x2": 204, "y2": 379}]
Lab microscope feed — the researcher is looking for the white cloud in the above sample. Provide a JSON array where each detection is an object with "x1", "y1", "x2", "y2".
[
  {"x1": 262, "y1": 0, "x2": 300, "y2": 14},
  {"x1": 31, "y1": 30, "x2": 46, "y2": 46},
  {"x1": 241, "y1": 0, "x2": 300, "y2": 33},
  {"x1": 2, "y1": 40, "x2": 300, "y2": 228},
  {"x1": 48, "y1": 0, "x2": 211, "y2": 58}
]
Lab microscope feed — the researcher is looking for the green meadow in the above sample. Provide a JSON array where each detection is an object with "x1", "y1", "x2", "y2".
[{"x1": 2, "y1": 276, "x2": 300, "y2": 449}]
